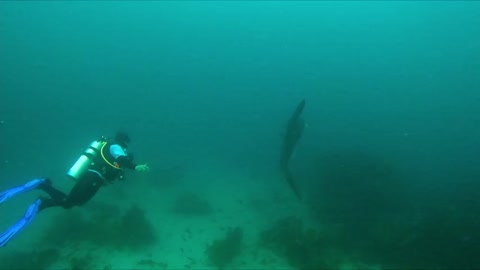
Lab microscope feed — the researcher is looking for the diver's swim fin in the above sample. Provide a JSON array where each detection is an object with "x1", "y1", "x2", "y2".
[
  {"x1": 0, "y1": 198, "x2": 42, "y2": 247},
  {"x1": 0, "y1": 178, "x2": 46, "y2": 204}
]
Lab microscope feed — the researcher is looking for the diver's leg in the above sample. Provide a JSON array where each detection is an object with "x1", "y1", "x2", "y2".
[
  {"x1": 0, "y1": 198, "x2": 42, "y2": 247},
  {"x1": 35, "y1": 179, "x2": 69, "y2": 211},
  {"x1": 38, "y1": 179, "x2": 67, "y2": 202},
  {"x1": 62, "y1": 171, "x2": 103, "y2": 209}
]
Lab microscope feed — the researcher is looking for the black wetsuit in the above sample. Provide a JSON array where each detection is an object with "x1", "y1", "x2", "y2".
[{"x1": 38, "y1": 142, "x2": 136, "y2": 211}]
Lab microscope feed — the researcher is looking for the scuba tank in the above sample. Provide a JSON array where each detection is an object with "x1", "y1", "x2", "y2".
[{"x1": 67, "y1": 137, "x2": 106, "y2": 181}]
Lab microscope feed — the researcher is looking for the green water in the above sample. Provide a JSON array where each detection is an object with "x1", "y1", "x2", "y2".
[{"x1": 0, "y1": 1, "x2": 479, "y2": 269}]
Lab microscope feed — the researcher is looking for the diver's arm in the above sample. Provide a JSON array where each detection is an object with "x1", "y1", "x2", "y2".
[
  {"x1": 117, "y1": 156, "x2": 149, "y2": 172},
  {"x1": 116, "y1": 155, "x2": 137, "y2": 170},
  {"x1": 110, "y1": 144, "x2": 149, "y2": 172}
]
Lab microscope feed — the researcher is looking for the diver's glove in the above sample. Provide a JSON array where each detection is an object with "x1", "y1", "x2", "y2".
[{"x1": 135, "y1": 164, "x2": 150, "y2": 172}]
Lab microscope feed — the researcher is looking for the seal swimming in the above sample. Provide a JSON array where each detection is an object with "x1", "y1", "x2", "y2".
[{"x1": 280, "y1": 99, "x2": 306, "y2": 200}]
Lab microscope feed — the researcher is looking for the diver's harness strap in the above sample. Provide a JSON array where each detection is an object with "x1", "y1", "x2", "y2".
[
  {"x1": 99, "y1": 137, "x2": 121, "y2": 170},
  {"x1": 98, "y1": 137, "x2": 126, "y2": 182},
  {"x1": 87, "y1": 169, "x2": 109, "y2": 185}
]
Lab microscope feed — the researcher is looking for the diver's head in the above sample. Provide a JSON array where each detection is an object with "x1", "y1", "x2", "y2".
[{"x1": 114, "y1": 131, "x2": 130, "y2": 148}]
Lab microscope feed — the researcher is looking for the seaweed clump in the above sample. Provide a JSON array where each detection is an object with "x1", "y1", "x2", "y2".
[
  {"x1": 69, "y1": 253, "x2": 96, "y2": 270},
  {"x1": 259, "y1": 216, "x2": 328, "y2": 269},
  {"x1": 39, "y1": 203, "x2": 156, "y2": 251},
  {"x1": 0, "y1": 248, "x2": 60, "y2": 269},
  {"x1": 205, "y1": 227, "x2": 243, "y2": 269},
  {"x1": 173, "y1": 191, "x2": 213, "y2": 216},
  {"x1": 114, "y1": 204, "x2": 157, "y2": 250}
]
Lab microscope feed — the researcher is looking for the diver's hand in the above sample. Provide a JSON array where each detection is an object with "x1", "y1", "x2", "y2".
[{"x1": 135, "y1": 164, "x2": 150, "y2": 172}]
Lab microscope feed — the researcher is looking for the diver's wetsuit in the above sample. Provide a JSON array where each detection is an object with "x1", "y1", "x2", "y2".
[{"x1": 38, "y1": 142, "x2": 136, "y2": 211}]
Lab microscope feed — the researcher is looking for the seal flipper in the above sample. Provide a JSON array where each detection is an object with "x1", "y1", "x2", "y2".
[{"x1": 285, "y1": 168, "x2": 302, "y2": 200}]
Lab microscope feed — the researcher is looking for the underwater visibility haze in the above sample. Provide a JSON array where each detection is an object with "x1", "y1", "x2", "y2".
[{"x1": 0, "y1": 1, "x2": 479, "y2": 269}]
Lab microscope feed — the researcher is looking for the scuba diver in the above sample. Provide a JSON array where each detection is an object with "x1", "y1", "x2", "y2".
[{"x1": 0, "y1": 131, "x2": 150, "y2": 247}]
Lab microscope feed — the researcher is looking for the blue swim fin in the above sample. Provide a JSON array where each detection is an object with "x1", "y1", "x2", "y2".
[
  {"x1": 0, "y1": 178, "x2": 46, "y2": 204},
  {"x1": 0, "y1": 198, "x2": 42, "y2": 247}
]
